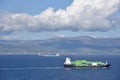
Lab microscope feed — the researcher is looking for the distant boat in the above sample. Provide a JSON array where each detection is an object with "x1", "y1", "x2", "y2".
[
  {"x1": 42, "y1": 53, "x2": 60, "y2": 57},
  {"x1": 56, "y1": 53, "x2": 60, "y2": 56},
  {"x1": 38, "y1": 53, "x2": 41, "y2": 56}
]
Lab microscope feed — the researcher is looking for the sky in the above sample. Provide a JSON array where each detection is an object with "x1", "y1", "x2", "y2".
[{"x1": 0, "y1": 0, "x2": 120, "y2": 40}]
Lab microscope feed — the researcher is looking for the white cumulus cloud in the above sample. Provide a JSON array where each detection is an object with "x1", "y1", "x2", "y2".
[{"x1": 0, "y1": 0, "x2": 120, "y2": 35}]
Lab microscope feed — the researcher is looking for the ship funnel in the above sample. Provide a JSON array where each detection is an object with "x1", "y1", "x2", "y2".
[
  {"x1": 64, "y1": 58, "x2": 71, "y2": 65},
  {"x1": 106, "y1": 60, "x2": 108, "y2": 64}
]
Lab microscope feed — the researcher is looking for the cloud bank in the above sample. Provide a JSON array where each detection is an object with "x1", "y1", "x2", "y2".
[{"x1": 0, "y1": 0, "x2": 120, "y2": 35}]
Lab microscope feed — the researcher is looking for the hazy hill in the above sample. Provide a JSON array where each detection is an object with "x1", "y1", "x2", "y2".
[{"x1": 0, "y1": 36, "x2": 120, "y2": 55}]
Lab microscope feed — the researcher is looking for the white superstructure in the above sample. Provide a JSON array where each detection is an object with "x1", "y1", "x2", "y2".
[{"x1": 64, "y1": 58, "x2": 71, "y2": 65}]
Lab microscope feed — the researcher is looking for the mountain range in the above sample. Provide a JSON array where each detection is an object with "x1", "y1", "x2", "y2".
[{"x1": 0, "y1": 36, "x2": 120, "y2": 55}]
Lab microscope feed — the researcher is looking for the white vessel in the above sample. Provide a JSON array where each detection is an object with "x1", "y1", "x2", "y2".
[{"x1": 43, "y1": 53, "x2": 60, "y2": 57}]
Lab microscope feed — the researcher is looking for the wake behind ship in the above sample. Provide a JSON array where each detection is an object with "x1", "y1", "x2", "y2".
[{"x1": 64, "y1": 58, "x2": 110, "y2": 68}]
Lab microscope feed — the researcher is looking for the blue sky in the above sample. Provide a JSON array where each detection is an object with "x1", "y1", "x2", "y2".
[
  {"x1": 0, "y1": 0, "x2": 120, "y2": 40},
  {"x1": 0, "y1": 0, "x2": 72, "y2": 15}
]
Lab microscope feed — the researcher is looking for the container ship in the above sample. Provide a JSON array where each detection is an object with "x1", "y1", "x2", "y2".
[{"x1": 64, "y1": 58, "x2": 110, "y2": 68}]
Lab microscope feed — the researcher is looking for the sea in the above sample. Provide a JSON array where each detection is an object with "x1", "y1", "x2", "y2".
[{"x1": 0, "y1": 54, "x2": 120, "y2": 80}]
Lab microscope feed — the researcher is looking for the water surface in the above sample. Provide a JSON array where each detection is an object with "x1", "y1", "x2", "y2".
[{"x1": 0, "y1": 55, "x2": 120, "y2": 80}]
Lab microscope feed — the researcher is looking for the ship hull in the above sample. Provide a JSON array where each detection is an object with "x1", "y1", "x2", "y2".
[{"x1": 64, "y1": 64, "x2": 110, "y2": 68}]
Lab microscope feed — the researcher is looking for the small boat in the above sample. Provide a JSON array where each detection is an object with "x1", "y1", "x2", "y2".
[
  {"x1": 42, "y1": 53, "x2": 60, "y2": 57},
  {"x1": 56, "y1": 53, "x2": 60, "y2": 56},
  {"x1": 64, "y1": 58, "x2": 110, "y2": 68},
  {"x1": 38, "y1": 53, "x2": 41, "y2": 56}
]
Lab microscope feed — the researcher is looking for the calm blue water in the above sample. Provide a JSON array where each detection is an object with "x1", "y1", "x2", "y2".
[{"x1": 0, "y1": 55, "x2": 120, "y2": 80}]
